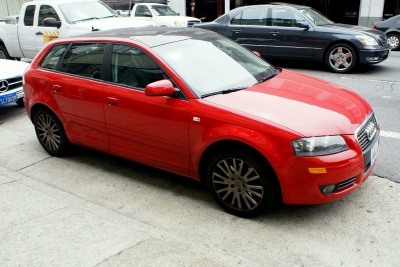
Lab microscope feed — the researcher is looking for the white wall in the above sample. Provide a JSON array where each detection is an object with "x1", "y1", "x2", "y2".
[
  {"x1": 0, "y1": 0, "x2": 30, "y2": 20},
  {"x1": 358, "y1": 0, "x2": 385, "y2": 26},
  {"x1": 168, "y1": 0, "x2": 186, "y2": 17}
]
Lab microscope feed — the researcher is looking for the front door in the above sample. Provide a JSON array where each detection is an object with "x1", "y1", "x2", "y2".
[
  {"x1": 103, "y1": 44, "x2": 191, "y2": 175},
  {"x1": 34, "y1": 4, "x2": 61, "y2": 52}
]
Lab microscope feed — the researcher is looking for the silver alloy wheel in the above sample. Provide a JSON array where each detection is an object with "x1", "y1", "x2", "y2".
[
  {"x1": 388, "y1": 35, "x2": 399, "y2": 49},
  {"x1": 212, "y1": 157, "x2": 264, "y2": 211},
  {"x1": 328, "y1": 47, "x2": 353, "y2": 71},
  {"x1": 36, "y1": 114, "x2": 61, "y2": 151}
]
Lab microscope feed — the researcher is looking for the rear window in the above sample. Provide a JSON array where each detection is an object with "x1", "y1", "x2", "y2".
[{"x1": 40, "y1": 44, "x2": 68, "y2": 70}]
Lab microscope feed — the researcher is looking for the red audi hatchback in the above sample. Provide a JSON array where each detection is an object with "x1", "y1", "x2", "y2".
[{"x1": 23, "y1": 27, "x2": 379, "y2": 217}]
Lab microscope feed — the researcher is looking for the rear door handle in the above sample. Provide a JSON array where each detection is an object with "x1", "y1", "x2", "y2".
[
  {"x1": 233, "y1": 29, "x2": 241, "y2": 33},
  {"x1": 270, "y1": 31, "x2": 279, "y2": 36},
  {"x1": 107, "y1": 96, "x2": 119, "y2": 106},
  {"x1": 53, "y1": 85, "x2": 61, "y2": 92},
  {"x1": 36, "y1": 31, "x2": 43, "y2": 36}
]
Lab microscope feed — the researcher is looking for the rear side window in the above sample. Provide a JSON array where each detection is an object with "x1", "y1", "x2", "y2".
[
  {"x1": 61, "y1": 43, "x2": 105, "y2": 79},
  {"x1": 231, "y1": 12, "x2": 242, "y2": 25},
  {"x1": 40, "y1": 44, "x2": 68, "y2": 70},
  {"x1": 24, "y1": 5, "x2": 36, "y2": 26},
  {"x1": 241, "y1": 7, "x2": 268, "y2": 26},
  {"x1": 111, "y1": 44, "x2": 168, "y2": 90}
]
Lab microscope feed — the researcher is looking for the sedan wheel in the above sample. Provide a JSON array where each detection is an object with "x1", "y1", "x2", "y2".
[
  {"x1": 34, "y1": 109, "x2": 70, "y2": 156},
  {"x1": 387, "y1": 34, "x2": 400, "y2": 51},
  {"x1": 206, "y1": 150, "x2": 277, "y2": 217},
  {"x1": 326, "y1": 44, "x2": 357, "y2": 73}
]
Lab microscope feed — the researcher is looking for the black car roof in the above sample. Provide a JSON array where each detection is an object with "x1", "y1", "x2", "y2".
[{"x1": 77, "y1": 27, "x2": 219, "y2": 47}]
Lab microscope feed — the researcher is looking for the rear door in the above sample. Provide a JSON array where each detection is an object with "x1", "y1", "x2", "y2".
[
  {"x1": 267, "y1": 7, "x2": 314, "y2": 58},
  {"x1": 226, "y1": 6, "x2": 269, "y2": 56}
]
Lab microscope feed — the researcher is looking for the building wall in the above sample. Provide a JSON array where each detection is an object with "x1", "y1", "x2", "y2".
[
  {"x1": 359, "y1": 0, "x2": 385, "y2": 26},
  {"x1": 0, "y1": 0, "x2": 30, "y2": 20}
]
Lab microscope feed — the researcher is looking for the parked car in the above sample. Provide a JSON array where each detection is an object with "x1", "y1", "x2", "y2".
[
  {"x1": 372, "y1": 14, "x2": 400, "y2": 51},
  {"x1": 193, "y1": 3, "x2": 391, "y2": 73},
  {"x1": 0, "y1": 0, "x2": 156, "y2": 60},
  {"x1": 0, "y1": 59, "x2": 30, "y2": 107},
  {"x1": 23, "y1": 27, "x2": 379, "y2": 217}
]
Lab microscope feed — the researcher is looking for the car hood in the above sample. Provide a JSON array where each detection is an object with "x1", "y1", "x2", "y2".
[
  {"x1": 319, "y1": 23, "x2": 385, "y2": 37},
  {"x1": 203, "y1": 69, "x2": 372, "y2": 137},
  {"x1": 74, "y1": 17, "x2": 156, "y2": 30},
  {"x1": 0, "y1": 59, "x2": 30, "y2": 79}
]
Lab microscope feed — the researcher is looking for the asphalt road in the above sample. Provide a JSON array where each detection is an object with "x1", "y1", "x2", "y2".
[{"x1": 0, "y1": 54, "x2": 399, "y2": 266}]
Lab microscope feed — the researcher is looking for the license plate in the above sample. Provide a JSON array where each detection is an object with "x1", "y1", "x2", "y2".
[
  {"x1": 0, "y1": 92, "x2": 18, "y2": 106},
  {"x1": 371, "y1": 140, "x2": 379, "y2": 164}
]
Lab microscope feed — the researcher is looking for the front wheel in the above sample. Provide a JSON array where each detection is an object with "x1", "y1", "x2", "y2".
[
  {"x1": 325, "y1": 43, "x2": 357, "y2": 73},
  {"x1": 206, "y1": 149, "x2": 277, "y2": 218},
  {"x1": 34, "y1": 108, "x2": 70, "y2": 156},
  {"x1": 387, "y1": 34, "x2": 400, "y2": 51}
]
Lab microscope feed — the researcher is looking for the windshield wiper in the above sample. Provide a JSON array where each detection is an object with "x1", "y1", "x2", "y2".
[
  {"x1": 101, "y1": 15, "x2": 119, "y2": 19},
  {"x1": 201, "y1": 87, "x2": 247, "y2": 98},
  {"x1": 254, "y1": 73, "x2": 278, "y2": 86},
  {"x1": 72, "y1": 17, "x2": 100, "y2": 23}
]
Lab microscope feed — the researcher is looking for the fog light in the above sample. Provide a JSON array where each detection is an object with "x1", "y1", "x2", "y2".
[
  {"x1": 366, "y1": 57, "x2": 379, "y2": 61},
  {"x1": 320, "y1": 184, "x2": 336, "y2": 195}
]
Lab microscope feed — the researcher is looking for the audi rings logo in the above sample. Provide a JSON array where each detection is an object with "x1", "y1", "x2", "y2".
[
  {"x1": 0, "y1": 80, "x2": 9, "y2": 93},
  {"x1": 365, "y1": 122, "x2": 377, "y2": 141}
]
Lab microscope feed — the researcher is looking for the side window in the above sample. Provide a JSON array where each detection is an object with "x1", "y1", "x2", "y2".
[
  {"x1": 272, "y1": 8, "x2": 304, "y2": 27},
  {"x1": 135, "y1": 5, "x2": 151, "y2": 17},
  {"x1": 40, "y1": 44, "x2": 68, "y2": 70},
  {"x1": 111, "y1": 44, "x2": 168, "y2": 90},
  {"x1": 241, "y1": 7, "x2": 267, "y2": 26},
  {"x1": 230, "y1": 11, "x2": 242, "y2": 25},
  {"x1": 24, "y1": 5, "x2": 36, "y2": 26},
  {"x1": 61, "y1": 43, "x2": 105, "y2": 79},
  {"x1": 38, "y1": 5, "x2": 60, "y2": 26}
]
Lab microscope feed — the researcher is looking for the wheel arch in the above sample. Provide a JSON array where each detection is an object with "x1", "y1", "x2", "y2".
[
  {"x1": 30, "y1": 103, "x2": 57, "y2": 123},
  {"x1": 385, "y1": 31, "x2": 400, "y2": 37}
]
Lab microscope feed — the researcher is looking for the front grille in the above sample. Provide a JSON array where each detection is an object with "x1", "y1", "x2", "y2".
[
  {"x1": 337, "y1": 177, "x2": 356, "y2": 190},
  {"x1": 187, "y1": 20, "x2": 200, "y2": 27},
  {"x1": 0, "y1": 76, "x2": 23, "y2": 92},
  {"x1": 356, "y1": 114, "x2": 378, "y2": 152}
]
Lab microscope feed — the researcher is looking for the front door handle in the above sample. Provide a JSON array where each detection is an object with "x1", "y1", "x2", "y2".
[
  {"x1": 53, "y1": 85, "x2": 61, "y2": 92},
  {"x1": 36, "y1": 31, "x2": 43, "y2": 36},
  {"x1": 233, "y1": 29, "x2": 241, "y2": 33},
  {"x1": 107, "y1": 96, "x2": 119, "y2": 106}
]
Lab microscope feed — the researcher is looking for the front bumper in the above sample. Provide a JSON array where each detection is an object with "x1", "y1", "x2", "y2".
[
  {"x1": 359, "y1": 45, "x2": 391, "y2": 65},
  {"x1": 274, "y1": 133, "x2": 379, "y2": 205}
]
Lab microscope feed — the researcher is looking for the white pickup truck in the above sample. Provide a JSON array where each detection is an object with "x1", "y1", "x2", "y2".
[
  {"x1": 129, "y1": 3, "x2": 201, "y2": 27},
  {"x1": 0, "y1": 0, "x2": 155, "y2": 60}
]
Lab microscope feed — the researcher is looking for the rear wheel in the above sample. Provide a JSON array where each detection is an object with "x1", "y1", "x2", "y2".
[
  {"x1": 0, "y1": 45, "x2": 11, "y2": 60},
  {"x1": 325, "y1": 43, "x2": 357, "y2": 73},
  {"x1": 387, "y1": 34, "x2": 400, "y2": 51},
  {"x1": 34, "y1": 108, "x2": 70, "y2": 156},
  {"x1": 206, "y1": 149, "x2": 277, "y2": 218}
]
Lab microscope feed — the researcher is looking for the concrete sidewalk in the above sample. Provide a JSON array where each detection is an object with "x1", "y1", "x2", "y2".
[{"x1": 0, "y1": 166, "x2": 252, "y2": 266}]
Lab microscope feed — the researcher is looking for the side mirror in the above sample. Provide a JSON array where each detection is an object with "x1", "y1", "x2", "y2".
[
  {"x1": 253, "y1": 51, "x2": 261, "y2": 57},
  {"x1": 145, "y1": 79, "x2": 175, "y2": 96},
  {"x1": 144, "y1": 12, "x2": 153, "y2": 17},
  {"x1": 43, "y1": 17, "x2": 61, "y2": 29},
  {"x1": 298, "y1": 22, "x2": 310, "y2": 29}
]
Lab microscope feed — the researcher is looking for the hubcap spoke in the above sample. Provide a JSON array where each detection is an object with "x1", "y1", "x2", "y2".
[{"x1": 36, "y1": 114, "x2": 60, "y2": 152}]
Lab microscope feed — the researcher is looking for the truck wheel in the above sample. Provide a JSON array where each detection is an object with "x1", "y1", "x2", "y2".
[{"x1": 0, "y1": 46, "x2": 11, "y2": 60}]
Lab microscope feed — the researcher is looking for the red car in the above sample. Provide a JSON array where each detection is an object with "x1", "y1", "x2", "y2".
[{"x1": 23, "y1": 27, "x2": 379, "y2": 217}]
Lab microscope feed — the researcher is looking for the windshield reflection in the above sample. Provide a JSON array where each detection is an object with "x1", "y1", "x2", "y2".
[{"x1": 58, "y1": 1, "x2": 119, "y2": 24}]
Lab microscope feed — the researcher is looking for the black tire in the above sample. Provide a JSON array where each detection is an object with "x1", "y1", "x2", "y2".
[
  {"x1": 205, "y1": 149, "x2": 277, "y2": 218},
  {"x1": 0, "y1": 45, "x2": 11, "y2": 60},
  {"x1": 325, "y1": 43, "x2": 357, "y2": 73},
  {"x1": 16, "y1": 98, "x2": 24, "y2": 107},
  {"x1": 34, "y1": 108, "x2": 70, "y2": 156},
  {"x1": 387, "y1": 34, "x2": 400, "y2": 51}
]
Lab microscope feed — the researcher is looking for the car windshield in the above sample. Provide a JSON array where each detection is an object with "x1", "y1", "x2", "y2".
[
  {"x1": 58, "y1": 1, "x2": 119, "y2": 24},
  {"x1": 298, "y1": 8, "x2": 334, "y2": 26},
  {"x1": 152, "y1": 36, "x2": 277, "y2": 98},
  {"x1": 151, "y1": 5, "x2": 179, "y2": 16}
]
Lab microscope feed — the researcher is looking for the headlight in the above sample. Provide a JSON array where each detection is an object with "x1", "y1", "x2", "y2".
[
  {"x1": 291, "y1": 136, "x2": 348, "y2": 156},
  {"x1": 355, "y1": 34, "x2": 378, "y2": 46},
  {"x1": 174, "y1": 21, "x2": 186, "y2": 26}
]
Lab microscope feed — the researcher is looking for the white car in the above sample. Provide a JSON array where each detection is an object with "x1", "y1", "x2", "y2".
[{"x1": 0, "y1": 59, "x2": 30, "y2": 107}]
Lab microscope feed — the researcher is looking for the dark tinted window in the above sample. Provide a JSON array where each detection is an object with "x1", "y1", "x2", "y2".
[
  {"x1": 61, "y1": 43, "x2": 105, "y2": 79},
  {"x1": 111, "y1": 44, "x2": 168, "y2": 90},
  {"x1": 230, "y1": 11, "x2": 242, "y2": 25},
  {"x1": 272, "y1": 8, "x2": 305, "y2": 27},
  {"x1": 38, "y1": 5, "x2": 60, "y2": 26},
  {"x1": 24, "y1": 5, "x2": 36, "y2": 26},
  {"x1": 241, "y1": 7, "x2": 267, "y2": 26},
  {"x1": 135, "y1": 5, "x2": 151, "y2": 17},
  {"x1": 40, "y1": 44, "x2": 68, "y2": 70}
]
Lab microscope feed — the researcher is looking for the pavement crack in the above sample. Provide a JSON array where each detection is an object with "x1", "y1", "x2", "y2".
[
  {"x1": 15, "y1": 156, "x2": 52, "y2": 171},
  {"x1": 373, "y1": 174, "x2": 400, "y2": 183}
]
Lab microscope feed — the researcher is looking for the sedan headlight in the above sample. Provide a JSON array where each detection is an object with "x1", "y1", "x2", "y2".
[
  {"x1": 291, "y1": 136, "x2": 348, "y2": 157},
  {"x1": 355, "y1": 34, "x2": 378, "y2": 46},
  {"x1": 174, "y1": 21, "x2": 186, "y2": 26}
]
